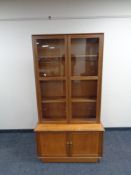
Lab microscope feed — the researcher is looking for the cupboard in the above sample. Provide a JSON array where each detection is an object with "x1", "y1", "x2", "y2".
[{"x1": 32, "y1": 33, "x2": 104, "y2": 162}]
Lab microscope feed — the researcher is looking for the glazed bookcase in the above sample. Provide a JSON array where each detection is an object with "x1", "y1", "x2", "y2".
[{"x1": 32, "y1": 33, "x2": 104, "y2": 162}]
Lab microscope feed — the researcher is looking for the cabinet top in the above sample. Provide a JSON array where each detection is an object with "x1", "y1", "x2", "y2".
[
  {"x1": 32, "y1": 33, "x2": 104, "y2": 38},
  {"x1": 35, "y1": 123, "x2": 104, "y2": 132}
]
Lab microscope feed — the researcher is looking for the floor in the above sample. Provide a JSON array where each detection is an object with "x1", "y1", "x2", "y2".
[{"x1": 0, "y1": 130, "x2": 131, "y2": 175}]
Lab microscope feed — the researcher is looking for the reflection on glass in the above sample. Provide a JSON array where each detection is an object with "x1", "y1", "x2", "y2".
[
  {"x1": 37, "y1": 39, "x2": 65, "y2": 77},
  {"x1": 40, "y1": 81, "x2": 66, "y2": 100},
  {"x1": 72, "y1": 80, "x2": 97, "y2": 99},
  {"x1": 42, "y1": 103, "x2": 66, "y2": 121},
  {"x1": 71, "y1": 38, "x2": 99, "y2": 76},
  {"x1": 72, "y1": 102, "x2": 96, "y2": 120}
]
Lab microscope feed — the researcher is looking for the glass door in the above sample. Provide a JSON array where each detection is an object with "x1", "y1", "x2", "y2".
[
  {"x1": 69, "y1": 35, "x2": 100, "y2": 122},
  {"x1": 35, "y1": 36, "x2": 68, "y2": 122}
]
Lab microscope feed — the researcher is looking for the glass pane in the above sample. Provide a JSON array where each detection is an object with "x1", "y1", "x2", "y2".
[
  {"x1": 71, "y1": 38, "x2": 99, "y2": 76},
  {"x1": 40, "y1": 81, "x2": 66, "y2": 100},
  {"x1": 42, "y1": 102, "x2": 66, "y2": 121},
  {"x1": 72, "y1": 80, "x2": 97, "y2": 99},
  {"x1": 36, "y1": 39, "x2": 65, "y2": 77},
  {"x1": 72, "y1": 102, "x2": 96, "y2": 120}
]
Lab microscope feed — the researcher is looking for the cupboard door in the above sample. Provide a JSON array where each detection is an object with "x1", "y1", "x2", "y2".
[
  {"x1": 71, "y1": 80, "x2": 97, "y2": 121},
  {"x1": 70, "y1": 37, "x2": 99, "y2": 76},
  {"x1": 72, "y1": 102, "x2": 96, "y2": 121},
  {"x1": 71, "y1": 132, "x2": 102, "y2": 157},
  {"x1": 36, "y1": 132, "x2": 67, "y2": 157},
  {"x1": 36, "y1": 38, "x2": 66, "y2": 77},
  {"x1": 33, "y1": 35, "x2": 69, "y2": 122},
  {"x1": 71, "y1": 80, "x2": 97, "y2": 99},
  {"x1": 68, "y1": 34, "x2": 103, "y2": 123},
  {"x1": 40, "y1": 80, "x2": 67, "y2": 121},
  {"x1": 42, "y1": 102, "x2": 66, "y2": 121},
  {"x1": 40, "y1": 80, "x2": 66, "y2": 100}
]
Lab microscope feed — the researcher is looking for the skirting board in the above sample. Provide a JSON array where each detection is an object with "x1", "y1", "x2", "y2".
[{"x1": 0, "y1": 128, "x2": 131, "y2": 133}]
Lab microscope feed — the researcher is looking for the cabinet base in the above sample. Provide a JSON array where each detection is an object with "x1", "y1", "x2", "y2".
[{"x1": 38, "y1": 157, "x2": 101, "y2": 163}]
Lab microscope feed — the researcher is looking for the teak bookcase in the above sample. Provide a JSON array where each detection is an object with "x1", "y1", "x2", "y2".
[{"x1": 32, "y1": 33, "x2": 104, "y2": 163}]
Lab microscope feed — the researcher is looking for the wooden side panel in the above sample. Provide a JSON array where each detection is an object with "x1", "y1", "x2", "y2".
[
  {"x1": 71, "y1": 131, "x2": 102, "y2": 157},
  {"x1": 36, "y1": 132, "x2": 67, "y2": 157}
]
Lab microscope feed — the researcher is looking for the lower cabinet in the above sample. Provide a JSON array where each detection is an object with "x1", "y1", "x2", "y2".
[
  {"x1": 36, "y1": 132, "x2": 67, "y2": 157},
  {"x1": 71, "y1": 132, "x2": 102, "y2": 157},
  {"x1": 36, "y1": 131, "x2": 103, "y2": 162}
]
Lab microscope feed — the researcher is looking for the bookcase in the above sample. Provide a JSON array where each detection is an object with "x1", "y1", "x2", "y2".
[{"x1": 32, "y1": 33, "x2": 104, "y2": 162}]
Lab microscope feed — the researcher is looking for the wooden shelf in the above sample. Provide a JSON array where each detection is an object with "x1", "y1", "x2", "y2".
[
  {"x1": 39, "y1": 77, "x2": 66, "y2": 81},
  {"x1": 72, "y1": 54, "x2": 98, "y2": 58},
  {"x1": 38, "y1": 60, "x2": 64, "y2": 64},
  {"x1": 39, "y1": 56, "x2": 64, "y2": 59},
  {"x1": 71, "y1": 98, "x2": 96, "y2": 103},
  {"x1": 42, "y1": 99, "x2": 66, "y2": 103},
  {"x1": 72, "y1": 57, "x2": 97, "y2": 61},
  {"x1": 35, "y1": 123, "x2": 104, "y2": 132},
  {"x1": 71, "y1": 118, "x2": 96, "y2": 122},
  {"x1": 39, "y1": 70, "x2": 64, "y2": 74},
  {"x1": 71, "y1": 76, "x2": 98, "y2": 80}
]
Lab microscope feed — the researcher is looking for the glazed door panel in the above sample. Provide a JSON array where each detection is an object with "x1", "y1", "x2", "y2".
[
  {"x1": 36, "y1": 37, "x2": 66, "y2": 77},
  {"x1": 72, "y1": 102, "x2": 96, "y2": 121},
  {"x1": 33, "y1": 34, "x2": 103, "y2": 123},
  {"x1": 71, "y1": 80, "x2": 97, "y2": 99},
  {"x1": 70, "y1": 37, "x2": 99, "y2": 76},
  {"x1": 33, "y1": 35, "x2": 69, "y2": 122},
  {"x1": 68, "y1": 34, "x2": 103, "y2": 122}
]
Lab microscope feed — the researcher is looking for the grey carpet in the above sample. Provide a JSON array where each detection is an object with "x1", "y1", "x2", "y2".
[{"x1": 0, "y1": 130, "x2": 131, "y2": 175}]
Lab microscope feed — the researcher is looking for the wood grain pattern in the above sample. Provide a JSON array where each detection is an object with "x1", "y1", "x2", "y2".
[
  {"x1": 35, "y1": 131, "x2": 103, "y2": 161},
  {"x1": 32, "y1": 33, "x2": 104, "y2": 162},
  {"x1": 32, "y1": 33, "x2": 104, "y2": 123},
  {"x1": 71, "y1": 132, "x2": 101, "y2": 157},
  {"x1": 39, "y1": 157, "x2": 101, "y2": 163},
  {"x1": 71, "y1": 76, "x2": 98, "y2": 80},
  {"x1": 36, "y1": 132, "x2": 67, "y2": 157},
  {"x1": 96, "y1": 34, "x2": 104, "y2": 122},
  {"x1": 35, "y1": 123, "x2": 104, "y2": 132}
]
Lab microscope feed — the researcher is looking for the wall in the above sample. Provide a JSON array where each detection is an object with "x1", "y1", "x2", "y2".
[{"x1": 0, "y1": 0, "x2": 131, "y2": 129}]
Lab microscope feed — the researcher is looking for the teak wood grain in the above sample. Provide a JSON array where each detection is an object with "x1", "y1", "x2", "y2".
[
  {"x1": 32, "y1": 33, "x2": 104, "y2": 162},
  {"x1": 35, "y1": 123, "x2": 104, "y2": 132},
  {"x1": 32, "y1": 33, "x2": 104, "y2": 123},
  {"x1": 36, "y1": 131, "x2": 103, "y2": 162}
]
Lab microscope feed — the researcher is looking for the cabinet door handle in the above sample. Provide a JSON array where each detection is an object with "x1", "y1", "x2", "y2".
[
  {"x1": 66, "y1": 141, "x2": 72, "y2": 156},
  {"x1": 67, "y1": 141, "x2": 70, "y2": 145},
  {"x1": 70, "y1": 141, "x2": 73, "y2": 145},
  {"x1": 67, "y1": 141, "x2": 72, "y2": 145}
]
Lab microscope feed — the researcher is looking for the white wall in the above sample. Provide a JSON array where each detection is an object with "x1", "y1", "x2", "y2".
[
  {"x1": 0, "y1": 0, "x2": 131, "y2": 19},
  {"x1": 0, "y1": 0, "x2": 131, "y2": 129}
]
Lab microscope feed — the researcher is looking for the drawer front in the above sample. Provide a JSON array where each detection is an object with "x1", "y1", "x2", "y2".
[
  {"x1": 71, "y1": 131, "x2": 103, "y2": 157},
  {"x1": 36, "y1": 132, "x2": 67, "y2": 157}
]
